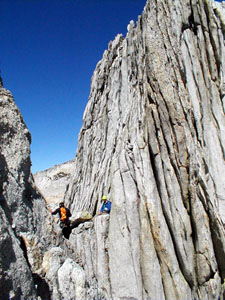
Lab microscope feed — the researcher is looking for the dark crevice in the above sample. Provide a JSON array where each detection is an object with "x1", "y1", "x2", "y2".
[
  {"x1": 181, "y1": 22, "x2": 190, "y2": 33},
  {"x1": 20, "y1": 237, "x2": 51, "y2": 299},
  {"x1": 189, "y1": 200, "x2": 198, "y2": 256},
  {"x1": 0, "y1": 195, "x2": 13, "y2": 226},
  {"x1": 92, "y1": 199, "x2": 98, "y2": 218},
  {"x1": 20, "y1": 237, "x2": 31, "y2": 268},
  {"x1": 33, "y1": 273, "x2": 51, "y2": 300},
  {"x1": 188, "y1": 168, "x2": 200, "y2": 254},
  {"x1": 191, "y1": 112, "x2": 202, "y2": 146},
  {"x1": 64, "y1": 183, "x2": 70, "y2": 197},
  {"x1": 181, "y1": 11, "x2": 198, "y2": 35},
  {"x1": 62, "y1": 225, "x2": 71, "y2": 239},
  {"x1": 197, "y1": 179, "x2": 209, "y2": 212},
  {"x1": 188, "y1": 12, "x2": 198, "y2": 36},
  {"x1": 147, "y1": 92, "x2": 155, "y2": 104},
  {"x1": 0, "y1": 154, "x2": 12, "y2": 224},
  {"x1": 148, "y1": 143, "x2": 161, "y2": 196},
  {"x1": 179, "y1": 63, "x2": 187, "y2": 87}
]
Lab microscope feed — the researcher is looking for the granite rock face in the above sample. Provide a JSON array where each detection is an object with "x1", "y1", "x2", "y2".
[
  {"x1": 34, "y1": 160, "x2": 75, "y2": 208},
  {"x1": 1, "y1": 0, "x2": 225, "y2": 299},
  {"x1": 62, "y1": 0, "x2": 225, "y2": 299},
  {"x1": 0, "y1": 87, "x2": 51, "y2": 300}
]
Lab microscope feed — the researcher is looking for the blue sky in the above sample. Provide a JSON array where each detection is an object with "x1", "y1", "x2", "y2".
[
  {"x1": 0, "y1": 0, "x2": 223, "y2": 173},
  {"x1": 0, "y1": 0, "x2": 146, "y2": 173}
]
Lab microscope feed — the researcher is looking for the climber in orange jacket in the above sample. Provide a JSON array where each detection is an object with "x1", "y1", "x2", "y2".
[{"x1": 52, "y1": 202, "x2": 71, "y2": 228}]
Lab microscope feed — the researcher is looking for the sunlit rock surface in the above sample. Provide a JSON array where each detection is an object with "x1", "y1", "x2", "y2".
[
  {"x1": 34, "y1": 160, "x2": 75, "y2": 208},
  {"x1": 1, "y1": 0, "x2": 225, "y2": 299},
  {"x1": 63, "y1": 0, "x2": 225, "y2": 299}
]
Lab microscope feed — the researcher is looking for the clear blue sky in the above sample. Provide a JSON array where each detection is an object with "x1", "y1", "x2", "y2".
[
  {"x1": 0, "y1": 0, "x2": 222, "y2": 173},
  {"x1": 0, "y1": 0, "x2": 146, "y2": 173}
]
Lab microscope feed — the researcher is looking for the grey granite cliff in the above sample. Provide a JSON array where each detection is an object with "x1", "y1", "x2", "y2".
[
  {"x1": 0, "y1": 86, "x2": 52, "y2": 299},
  {"x1": 1, "y1": 0, "x2": 225, "y2": 299},
  {"x1": 62, "y1": 0, "x2": 225, "y2": 299}
]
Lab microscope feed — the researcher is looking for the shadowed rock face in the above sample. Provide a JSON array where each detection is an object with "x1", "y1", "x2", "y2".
[
  {"x1": 0, "y1": 88, "x2": 51, "y2": 300},
  {"x1": 62, "y1": 0, "x2": 225, "y2": 299}
]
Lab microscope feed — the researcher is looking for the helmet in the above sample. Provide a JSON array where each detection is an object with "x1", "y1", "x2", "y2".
[
  {"x1": 59, "y1": 202, "x2": 64, "y2": 207},
  {"x1": 102, "y1": 195, "x2": 107, "y2": 200}
]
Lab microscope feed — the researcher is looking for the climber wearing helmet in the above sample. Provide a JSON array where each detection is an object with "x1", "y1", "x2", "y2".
[
  {"x1": 100, "y1": 195, "x2": 111, "y2": 214},
  {"x1": 51, "y1": 202, "x2": 72, "y2": 228}
]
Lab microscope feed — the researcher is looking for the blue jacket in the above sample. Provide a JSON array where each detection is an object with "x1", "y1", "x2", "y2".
[{"x1": 100, "y1": 201, "x2": 111, "y2": 213}]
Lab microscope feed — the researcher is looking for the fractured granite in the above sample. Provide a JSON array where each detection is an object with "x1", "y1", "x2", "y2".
[
  {"x1": 0, "y1": 87, "x2": 52, "y2": 299},
  {"x1": 62, "y1": 0, "x2": 225, "y2": 299},
  {"x1": 1, "y1": 0, "x2": 225, "y2": 299}
]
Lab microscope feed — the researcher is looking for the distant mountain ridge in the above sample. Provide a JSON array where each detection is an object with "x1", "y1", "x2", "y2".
[{"x1": 34, "y1": 160, "x2": 75, "y2": 209}]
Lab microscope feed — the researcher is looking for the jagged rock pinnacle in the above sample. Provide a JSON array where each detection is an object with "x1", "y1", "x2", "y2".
[{"x1": 0, "y1": 76, "x2": 4, "y2": 88}]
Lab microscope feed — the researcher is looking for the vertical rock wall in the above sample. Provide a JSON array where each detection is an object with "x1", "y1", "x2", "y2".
[
  {"x1": 63, "y1": 0, "x2": 225, "y2": 299},
  {"x1": 0, "y1": 87, "x2": 52, "y2": 300},
  {"x1": 1, "y1": 0, "x2": 225, "y2": 299}
]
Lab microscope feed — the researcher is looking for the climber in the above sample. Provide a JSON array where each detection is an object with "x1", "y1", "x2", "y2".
[
  {"x1": 100, "y1": 195, "x2": 111, "y2": 214},
  {"x1": 51, "y1": 202, "x2": 71, "y2": 229}
]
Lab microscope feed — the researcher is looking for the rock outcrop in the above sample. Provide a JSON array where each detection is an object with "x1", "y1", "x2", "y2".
[
  {"x1": 0, "y1": 85, "x2": 52, "y2": 299},
  {"x1": 62, "y1": 0, "x2": 225, "y2": 299},
  {"x1": 34, "y1": 160, "x2": 75, "y2": 209},
  {"x1": 1, "y1": 0, "x2": 225, "y2": 300}
]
